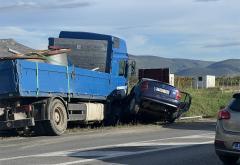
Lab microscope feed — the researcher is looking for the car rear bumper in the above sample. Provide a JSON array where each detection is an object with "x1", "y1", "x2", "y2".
[
  {"x1": 0, "y1": 118, "x2": 35, "y2": 130},
  {"x1": 141, "y1": 96, "x2": 178, "y2": 108},
  {"x1": 215, "y1": 121, "x2": 240, "y2": 155},
  {"x1": 215, "y1": 148, "x2": 240, "y2": 156}
]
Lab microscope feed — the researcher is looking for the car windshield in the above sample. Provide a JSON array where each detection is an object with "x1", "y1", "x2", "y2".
[{"x1": 229, "y1": 98, "x2": 240, "y2": 112}]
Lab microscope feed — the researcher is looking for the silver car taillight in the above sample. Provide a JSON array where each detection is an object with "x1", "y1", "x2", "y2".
[{"x1": 218, "y1": 110, "x2": 231, "y2": 120}]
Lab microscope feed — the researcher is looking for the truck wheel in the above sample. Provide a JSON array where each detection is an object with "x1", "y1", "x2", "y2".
[
  {"x1": 129, "y1": 97, "x2": 140, "y2": 114},
  {"x1": 104, "y1": 101, "x2": 121, "y2": 126},
  {"x1": 46, "y1": 99, "x2": 67, "y2": 136}
]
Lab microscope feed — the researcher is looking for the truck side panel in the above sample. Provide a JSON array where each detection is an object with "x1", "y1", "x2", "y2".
[
  {"x1": 71, "y1": 66, "x2": 110, "y2": 100},
  {"x1": 0, "y1": 61, "x2": 18, "y2": 97},
  {"x1": 19, "y1": 60, "x2": 69, "y2": 97},
  {"x1": 0, "y1": 60, "x2": 111, "y2": 100}
]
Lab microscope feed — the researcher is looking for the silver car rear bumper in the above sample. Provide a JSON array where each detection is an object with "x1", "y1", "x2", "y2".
[{"x1": 215, "y1": 120, "x2": 240, "y2": 155}]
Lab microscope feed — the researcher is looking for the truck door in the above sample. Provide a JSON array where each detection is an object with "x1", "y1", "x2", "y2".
[{"x1": 110, "y1": 57, "x2": 128, "y2": 99}]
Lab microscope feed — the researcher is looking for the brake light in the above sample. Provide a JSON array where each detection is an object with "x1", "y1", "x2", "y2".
[
  {"x1": 176, "y1": 90, "x2": 181, "y2": 100},
  {"x1": 141, "y1": 81, "x2": 149, "y2": 91},
  {"x1": 218, "y1": 110, "x2": 230, "y2": 120}
]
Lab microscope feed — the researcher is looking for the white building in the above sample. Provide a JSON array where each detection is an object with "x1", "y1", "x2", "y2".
[
  {"x1": 193, "y1": 75, "x2": 215, "y2": 89},
  {"x1": 169, "y1": 74, "x2": 175, "y2": 86}
]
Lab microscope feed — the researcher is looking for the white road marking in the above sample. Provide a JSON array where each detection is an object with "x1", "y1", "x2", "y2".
[
  {"x1": 0, "y1": 133, "x2": 214, "y2": 163},
  {"x1": 54, "y1": 141, "x2": 213, "y2": 165},
  {"x1": 118, "y1": 141, "x2": 213, "y2": 147},
  {"x1": 38, "y1": 151, "x2": 133, "y2": 157}
]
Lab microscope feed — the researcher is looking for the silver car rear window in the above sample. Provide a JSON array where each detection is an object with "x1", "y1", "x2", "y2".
[{"x1": 229, "y1": 98, "x2": 240, "y2": 112}]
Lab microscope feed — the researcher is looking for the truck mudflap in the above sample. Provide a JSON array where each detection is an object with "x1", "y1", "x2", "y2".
[{"x1": 0, "y1": 118, "x2": 35, "y2": 130}]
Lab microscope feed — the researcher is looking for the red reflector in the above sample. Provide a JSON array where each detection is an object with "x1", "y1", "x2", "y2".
[
  {"x1": 218, "y1": 110, "x2": 230, "y2": 120},
  {"x1": 16, "y1": 105, "x2": 32, "y2": 112},
  {"x1": 141, "y1": 81, "x2": 149, "y2": 91},
  {"x1": 176, "y1": 90, "x2": 181, "y2": 100}
]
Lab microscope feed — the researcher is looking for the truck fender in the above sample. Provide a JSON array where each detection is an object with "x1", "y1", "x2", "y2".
[
  {"x1": 109, "y1": 89, "x2": 127, "y2": 101},
  {"x1": 45, "y1": 97, "x2": 69, "y2": 120}
]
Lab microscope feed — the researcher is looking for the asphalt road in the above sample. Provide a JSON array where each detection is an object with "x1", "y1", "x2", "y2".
[{"x1": 0, "y1": 120, "x2": 228, "y2": 165}]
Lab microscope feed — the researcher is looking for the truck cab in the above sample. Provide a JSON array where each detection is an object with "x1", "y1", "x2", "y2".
[{"x1": 50, "y1": 31, "x2": 129, "y2": 99}]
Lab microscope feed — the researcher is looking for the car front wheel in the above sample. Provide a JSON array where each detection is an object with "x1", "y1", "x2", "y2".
[{"x1": 129, "y1": 97, "x2": 140, "y2": 114}]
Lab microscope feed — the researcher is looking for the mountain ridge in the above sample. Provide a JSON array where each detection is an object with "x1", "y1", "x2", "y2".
[
  {"x1": 0, "y1": 39, "x2": 239, "y2": 77},
  {"x1": 131, "y1": 55, "x2": 240, "y2": 77}
]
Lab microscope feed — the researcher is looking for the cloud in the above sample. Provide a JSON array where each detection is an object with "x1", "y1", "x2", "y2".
[
  {"x1": 128, "y1": 35, "x2": 149, "y2": 46},
  {"x1": 116, "y1": 25, "x2": 151, "y2": 31},
  {"x1": 0, "y1": 26, "x2": 48, "y2": 49},
  {"x1": 195, "y1": 0, "x2": 220, "y2": 2},
  {"x1": 0, "y1": 0, "x2": 240, "y2": 61},
  {"x1": 53, "y1": 2, "x2": 90, "y2": 9},
  {"x1": 0, "y1": 0, "x2": 92, "y2": 11},
  {"x1": 203, "y1": 42, "x2": 240, "y2": 48}
]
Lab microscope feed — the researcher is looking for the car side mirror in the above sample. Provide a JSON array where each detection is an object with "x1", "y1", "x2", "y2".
[{"x1": 130, "y1": 60, "x2": 136, "y2": 76}]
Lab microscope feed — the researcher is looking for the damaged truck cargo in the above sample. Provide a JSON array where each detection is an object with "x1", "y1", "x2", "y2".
[{"x1": 0, "y1": 31, "x2": 135, "y2": 135}]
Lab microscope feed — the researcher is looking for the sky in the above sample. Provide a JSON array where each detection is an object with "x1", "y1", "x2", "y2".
[{"x1": 0, "y1": 0, "x2": 240, "y2": 61}]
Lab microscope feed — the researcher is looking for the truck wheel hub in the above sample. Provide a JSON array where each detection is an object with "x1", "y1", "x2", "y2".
[{"x1": 54, "y1": 109, "x2": 61, "y2": 124}]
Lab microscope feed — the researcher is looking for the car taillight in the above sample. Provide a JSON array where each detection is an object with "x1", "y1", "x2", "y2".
[
  {"x1": 176, "y1": 90, "x2": 181, "y2": 100},
  {"x1": 218, "y1": 110, "x2": 230, "y2": 120},
  {"x1": 214, "y1": 140, "x2": 226, "y2": 148},
  {"x1": 141, "y1": 81, "x2": 149, "y2": 91}
]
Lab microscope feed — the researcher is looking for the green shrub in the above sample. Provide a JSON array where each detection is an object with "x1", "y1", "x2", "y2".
[{"x1": 184, "y1": 88, "x2": 234, "y2": 118}]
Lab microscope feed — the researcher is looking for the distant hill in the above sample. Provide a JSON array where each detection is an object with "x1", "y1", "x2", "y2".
[
  {"x1": 131, "y1": 55, "x2": 240, "y2": 77},
  {"x1": 0, "y1": 39, "x2": 33, "y2": 57},
  {"x1": 176, "y1": 59, "x2": 240, "y2": 76},
  {"x1": 0, "y1": 39, "x2": 239, "y2": 77},
  {"x1": 130, "y1": 55, "x2": 214, "y2": 74}
]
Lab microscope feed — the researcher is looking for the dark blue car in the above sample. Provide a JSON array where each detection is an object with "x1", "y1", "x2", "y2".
[{"x1": 128, "y1": 78, "x2": 191, "y2": 123}]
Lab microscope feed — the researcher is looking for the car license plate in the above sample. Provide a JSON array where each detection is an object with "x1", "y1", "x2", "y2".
[
  {"x1": 233, "y1": 143, "x2": 240, "y2": 151},
  {"x1": 154, "y1": 87, "x2": 170, "y2": 95}
]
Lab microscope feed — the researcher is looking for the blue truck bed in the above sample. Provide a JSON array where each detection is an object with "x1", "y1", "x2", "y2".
[{"x1": 0, "y1": 59, "x2": 114, "y2": 100}]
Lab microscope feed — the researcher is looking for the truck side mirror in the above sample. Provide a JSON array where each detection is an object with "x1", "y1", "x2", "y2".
[{"x1": 130, "y1": 61, "x2": 136, "y2": 76}]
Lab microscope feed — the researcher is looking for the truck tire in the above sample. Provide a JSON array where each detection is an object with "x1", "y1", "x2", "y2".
[
  {"x1": 104, "y1": 101, "x2": 121, "y2": 126},
  {"x1": 45, "y1": 99, "x2": 67, "y2": 136}
]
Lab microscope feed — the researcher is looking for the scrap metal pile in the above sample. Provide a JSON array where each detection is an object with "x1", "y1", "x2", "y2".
[{"x1": 0, "y1": 46, "x2": 71, "y2": 66}]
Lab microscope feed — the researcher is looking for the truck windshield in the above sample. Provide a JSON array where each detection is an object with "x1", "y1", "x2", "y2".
[{"x1": 50, "y1": 38, "x2": 108, "y2": 72}]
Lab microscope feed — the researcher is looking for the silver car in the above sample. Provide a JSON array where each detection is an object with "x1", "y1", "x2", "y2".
[{"x1": 215, "y1": 93, "x2": 240, "y2": 164}]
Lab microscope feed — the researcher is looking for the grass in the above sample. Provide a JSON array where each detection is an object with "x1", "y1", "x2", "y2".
[{"x1": 183, "y1": 88, "x2": 234, "y2": 118}]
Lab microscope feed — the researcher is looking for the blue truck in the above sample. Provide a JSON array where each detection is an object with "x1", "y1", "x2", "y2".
[{"x1": 0, "y1": 31, "x2": 135, "y2": 135}]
